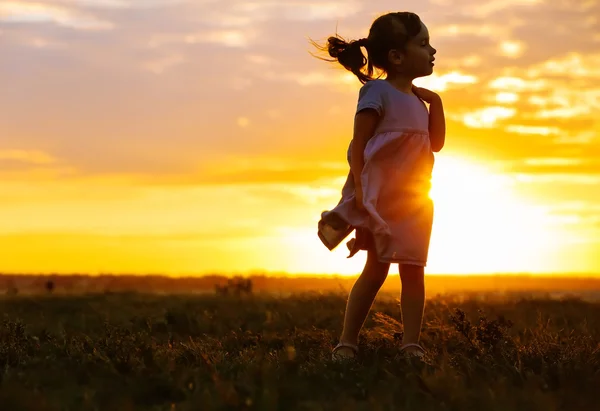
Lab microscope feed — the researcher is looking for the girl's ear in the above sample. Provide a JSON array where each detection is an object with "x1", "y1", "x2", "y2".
[{"x1": 388, "y1": 49, "x2": 404, "y2": 66}]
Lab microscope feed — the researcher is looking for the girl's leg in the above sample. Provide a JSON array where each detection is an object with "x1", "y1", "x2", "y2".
[
  {"x1": 399, "y1": 264, "x2": 426, "y2": 353},
  {"x1": 337, "y1": 249, "x2": 391, "y2": 356}
]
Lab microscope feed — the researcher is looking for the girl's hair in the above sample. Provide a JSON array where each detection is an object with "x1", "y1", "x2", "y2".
[{"x1": 312, "y1": 12, "x2": 422, "y2": 84}]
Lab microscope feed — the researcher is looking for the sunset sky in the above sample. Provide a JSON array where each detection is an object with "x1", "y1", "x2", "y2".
[{"x1": 1, "y1": 0, "x2": 599, "y2": 276}]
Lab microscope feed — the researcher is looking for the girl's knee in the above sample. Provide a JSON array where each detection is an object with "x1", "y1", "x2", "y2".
[
  {"x1": 361, "y1": 264, "x2": 389, "y2": 287},
  {"x1": 399, "y1": 264, "x2": 425, "y2": 286},
  {"x1": 364, "y1": 251, "x2": 390, "y2": 282}
]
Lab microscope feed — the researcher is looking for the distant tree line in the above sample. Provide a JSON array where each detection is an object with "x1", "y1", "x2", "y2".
[{"x1": 215, "y1": 277, "x2": 253, "y2": 296}]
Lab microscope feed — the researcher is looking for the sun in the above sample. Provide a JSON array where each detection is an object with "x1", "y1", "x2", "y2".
[{"x1": 426, "y1": 155, "x2": 561, "y2": 274}]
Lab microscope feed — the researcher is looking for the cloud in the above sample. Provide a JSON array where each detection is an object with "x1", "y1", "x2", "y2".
[
  {"x1": 0, "y1": 149, "x2": 57, "y2": 164},
  {"x1": 148, "y1": 29, "x2": 256, "y2": 49},
  {"x1": 193, "y1": 29, "x2": 254, "y2": 48},
  {"x1": 278, "y1": 70, "x2": 355, "y2": 87},
  {"x1": 494, "y1": 92, "x2": 519, "y2": 104},
  {"x1": 196, "y1": 156, "x2": 349, "y2": 185},
  {"x1": 530, "y1": 87, "x2": 600, "y2": 119},
  {"x1": 505, "y1": 125, "x2": 560, "y2": 136},
  {"x1": 527, "y1": 52, "x2": 600, "y2": 79},
  {"x1": 524, "y1": 158, "x2": 584, "y2": 167},
  {"x1": 488, "y1": 76, "x2": 547, "y2": 92},
  {"x1": 469, "y1": 0, "x2": 543, "y2": 17},
  {"x1": 535, "y1": 106, "x2": 592, "y2": 119},
  {"x1": 59, "y1": 0, "x2": 131, "y2": 8},
  {"x1": 431, "y1": 0, "x2": 544, "y2": 18},
  {"x1": 460, "y1": 107, "x2": 517, "y2": 128},
  {"x1": 414, "y1": 71, "x2": 478, "y2": 92},
  {"x1": 0, "y1": 1, "x2": 113, "y2": 30},
  {"x1": 515, "y1": 174, "x2": 600, "y2": 185},
  {"x1": 498, "y1": 40, "x2": 525, "y2": 58},
  {"x1": 37, "y1": 0, "x2": 198, "y2": 10},
  {"x1": 0, "y1": 164, "x2": 79, "y2": 181},
  {"x1": 227, "y1": 1, "x2": 363, "y2": 22},
  {"x1": 143, "y1": 53, "x2": 185, "y2": 74},
  {"x1": 433, "y1": 23, "x2": 511, "y2": 39},
  {"x1": 236, "y1": 117, "x2": 250, "y2": 128}
]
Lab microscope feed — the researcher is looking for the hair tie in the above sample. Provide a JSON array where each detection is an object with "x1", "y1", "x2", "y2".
[{"x1": 357, "y1": 38, "x2": 369, "y2": 47}]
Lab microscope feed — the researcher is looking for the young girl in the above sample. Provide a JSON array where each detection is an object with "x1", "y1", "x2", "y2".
[{"x1": 314, "y1": 12, "x2": 446, "y2": 360}]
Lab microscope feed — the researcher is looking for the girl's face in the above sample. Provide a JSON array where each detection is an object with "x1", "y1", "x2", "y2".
[{"x1": 389, "y1": 21, "x2": 437, "y2": 79}]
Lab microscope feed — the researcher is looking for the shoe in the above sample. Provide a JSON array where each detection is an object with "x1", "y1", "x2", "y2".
[
  {"x1": 399, "y1": 343, "x2": 426, "y2": 358},
  {"x1": 331, "y1": 342, "x2": 359, "y2": 361}
]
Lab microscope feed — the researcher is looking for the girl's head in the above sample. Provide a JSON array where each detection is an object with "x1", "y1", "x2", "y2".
[{"x1": 314, "y1": 12, "x2": 436, "y2": 83}]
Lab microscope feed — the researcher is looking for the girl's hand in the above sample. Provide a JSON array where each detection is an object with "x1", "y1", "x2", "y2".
[{"x1": 412, "y1": 86, "x2": 440, "y2": 104}]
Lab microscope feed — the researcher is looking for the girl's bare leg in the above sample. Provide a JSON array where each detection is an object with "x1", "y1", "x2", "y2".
[
  {"x1": 399, "y1": 263, "x2": 426, "y2": 353},
  {"x1": 336, "y1": 249, "x2": 390, "y2": 357}
]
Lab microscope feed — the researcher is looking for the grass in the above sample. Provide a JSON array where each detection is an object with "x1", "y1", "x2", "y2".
[{"x1": 0, "y1": 291, "x2": 598, "y2": 411}]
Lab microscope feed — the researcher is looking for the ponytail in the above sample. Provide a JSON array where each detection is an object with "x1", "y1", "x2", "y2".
[{"x1": 311, "y1": 36, "x2": 375, "y2": 84}]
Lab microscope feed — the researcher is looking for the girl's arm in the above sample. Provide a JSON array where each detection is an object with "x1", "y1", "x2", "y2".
[
  {"x1": 413, "y1": 86, "x2": 446, "y2": 152},
  {"x1": 351, "y1": 109, "x2": 380, "y2": 202},
  {"x1": 428, "y1": 96, "x2": 446, "y2": 152}
]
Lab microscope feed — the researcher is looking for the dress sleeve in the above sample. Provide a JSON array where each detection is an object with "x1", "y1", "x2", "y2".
[{"x1": 356, "y1": 80, "x2": 384, "y2": 116}]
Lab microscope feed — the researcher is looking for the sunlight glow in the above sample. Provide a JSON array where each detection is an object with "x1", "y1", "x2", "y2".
[{"x1": 426, "y1": 156, "x2": 563, "y2": 274}]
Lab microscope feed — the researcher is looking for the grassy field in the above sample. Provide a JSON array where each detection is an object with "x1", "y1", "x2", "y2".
[{"x1": 0, "y1": 290, "x2": 598, "y2": 411}]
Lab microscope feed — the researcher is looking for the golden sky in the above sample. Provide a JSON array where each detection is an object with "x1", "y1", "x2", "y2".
[{"x1": 1, "y1": 0, "x2": 599, "y2": 276}]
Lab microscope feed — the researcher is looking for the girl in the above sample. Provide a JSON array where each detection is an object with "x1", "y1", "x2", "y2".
[{"x1": 314, "y1": 12, "x2": 446, "y2": 360}]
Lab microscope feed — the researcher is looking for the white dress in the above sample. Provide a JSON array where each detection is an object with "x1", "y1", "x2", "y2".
[{"x1": 318, "y1": 79, "x2": 435, "y2": 266}]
